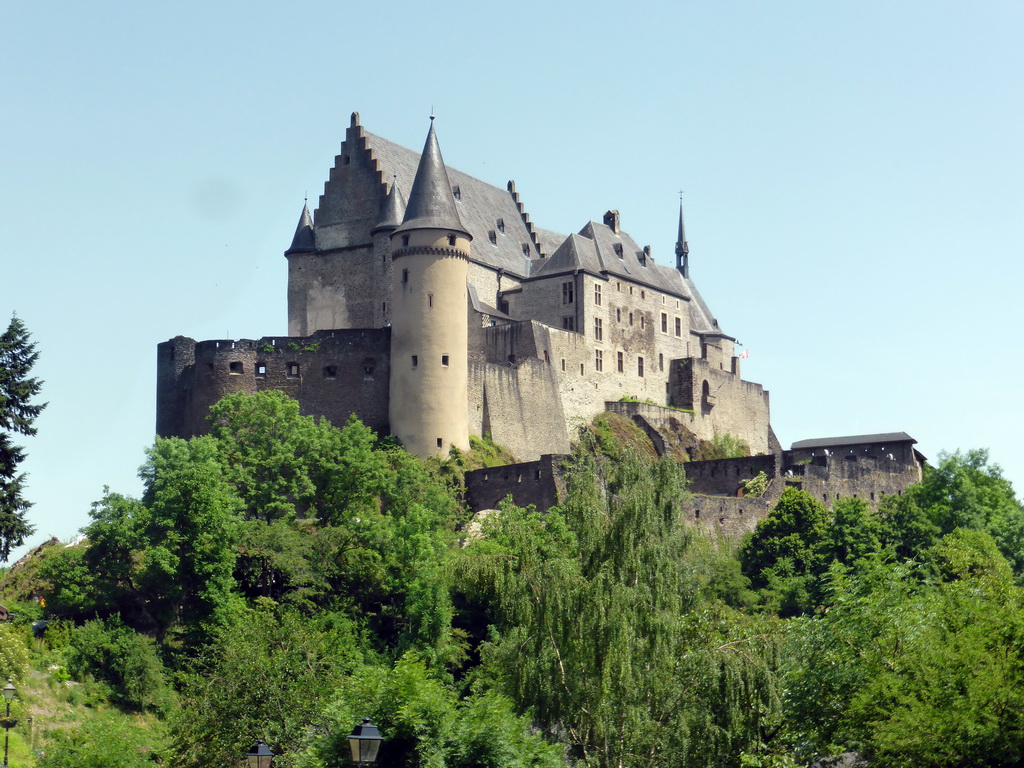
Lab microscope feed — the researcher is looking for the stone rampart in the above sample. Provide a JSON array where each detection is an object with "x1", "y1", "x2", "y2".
[{"x1": 464, "y1": 455, "x2": 564, "y2": 513}]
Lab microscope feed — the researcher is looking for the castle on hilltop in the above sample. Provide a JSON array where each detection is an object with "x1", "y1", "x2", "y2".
[{"x1": 157, "y1": 113, "x2": 923, "y2": 532}]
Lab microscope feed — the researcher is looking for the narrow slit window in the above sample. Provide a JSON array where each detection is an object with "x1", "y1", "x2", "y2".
[
  {"x1": 411, "y1": 355, "x2": 418, "y2": 368},
  {"x1": 437, "y1": 438, "x2": 443, "y2": 449}
]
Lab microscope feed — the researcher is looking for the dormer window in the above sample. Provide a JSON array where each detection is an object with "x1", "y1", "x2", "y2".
[
  {"x1": 452, "y1": 185, "x2": 461, "y2": 200},
  {"x1": 522, "y1": 243, "x2": 530, "y2": 256},
  {"x1": 488, "y1": 230, "x2": 497, "y2": 244},
  {"x1": 497, "y1": 218, "x2": 505, "y2": 233},
  {"x1": 614, "y1": 243, "x2": 624, "y2": 258}
]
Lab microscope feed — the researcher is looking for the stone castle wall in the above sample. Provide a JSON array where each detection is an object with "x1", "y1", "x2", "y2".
[{"x1": 157, "y1": 330, "x2": 391, "y2": 438}]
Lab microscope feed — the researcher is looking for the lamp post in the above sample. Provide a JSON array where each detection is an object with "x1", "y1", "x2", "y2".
[
  {"x1": 347, "y1": 718, "x2": 383, "y2": 766},
  {"x1": 245, "y1": 739, "x2": 274, "y2": 768},
  {"x1": 1, "y1": 680, "x2": 17, "y2": 768}
]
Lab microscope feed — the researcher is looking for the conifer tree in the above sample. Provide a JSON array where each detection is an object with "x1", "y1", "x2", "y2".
[{"x1": 0, "y1": 314, "x2": 45, "y2": 560}]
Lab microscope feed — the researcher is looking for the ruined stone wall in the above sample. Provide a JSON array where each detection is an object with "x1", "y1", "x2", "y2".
[
  {"x1": 670, "y1": 358, "x2": 771, "y2": 454},
  {"x1": 464, "y1": 454, "x2": 564, "y2": 513},
  {"x1": 156, "y1": 330, "x2": 391, "y2": 439},
  {"x1": 788, "y1": 454, "x2": 922, "y2": 507}
]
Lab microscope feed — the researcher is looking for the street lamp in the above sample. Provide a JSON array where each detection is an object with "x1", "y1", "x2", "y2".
[
  {"x1": 1, "y1": 680, "x2": 17, "y2": 768},
  {"x1": 245, "y1": 739, "x2": 274, "y2": 768},
  {"x1": 347, "y1": 718, "x2": 383, "y2": 766}
]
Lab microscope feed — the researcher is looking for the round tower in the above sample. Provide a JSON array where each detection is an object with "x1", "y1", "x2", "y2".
[{"x1": 388, "y1": 118, "x2": 471, "y2": 457}]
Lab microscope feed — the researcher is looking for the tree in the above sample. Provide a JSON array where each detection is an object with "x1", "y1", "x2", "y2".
[
  {"x1": 0, "y1": 314, "x2": 45, "y2": 559},
  {"x1": 458, "y1": 439, "x2": 784, "y2": 768}
]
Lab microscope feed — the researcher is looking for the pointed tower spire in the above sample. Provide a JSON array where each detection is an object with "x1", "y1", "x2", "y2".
[
  {"x1": 285, "y1": 202, "x2": 315, "y2": 254},
  {"x1": 675, "y1": 198, "x2": 690, "y2": 278},
  {"x1": 394, "y1": 117, "x2": 471, "y2": 239},
  {"x1": 371, "y1": 177, "x2": 407, "y2": 234}
]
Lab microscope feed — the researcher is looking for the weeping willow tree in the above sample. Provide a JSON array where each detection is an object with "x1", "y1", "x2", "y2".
[{"x1": 457, "y1": 433, "x2": 784, "y2": 768}]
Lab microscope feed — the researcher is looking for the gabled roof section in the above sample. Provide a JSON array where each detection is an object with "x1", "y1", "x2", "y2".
[
  {"x1": 285, "y1": 203, "x2": 315, "y2": 254},
  {"x1": 791, "y1": 433, "x2": 917, "y2": 450},
  {"x1": 394, "y1": 119, "x2": 471, "y2": 239},
  {"x1": 531, "y1": 233, "x2": 601, "y2": 278}
]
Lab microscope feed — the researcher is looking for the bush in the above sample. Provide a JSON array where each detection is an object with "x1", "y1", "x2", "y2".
[{"x1": 64, "y1": 618, "x2": 174, "y2": 713}]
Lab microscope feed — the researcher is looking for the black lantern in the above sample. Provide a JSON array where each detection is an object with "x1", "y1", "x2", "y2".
[
  {"x1": 246, "y1": 739, "x2": 274, "y2": 768},
  {"x1": 347, "y1": 718, "x2": 383, "y2": 765}
]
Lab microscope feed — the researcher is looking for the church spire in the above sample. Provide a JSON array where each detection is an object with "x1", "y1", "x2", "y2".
[
  {"x1": 285, "y1": 201, "x2": 315, "y2": 254},
  {"x1": 675, "y1": 199, "x2": 690, "y2": 278},
  {"x1": 394, "y1": 117, "x2": 471, "y2": 239}
]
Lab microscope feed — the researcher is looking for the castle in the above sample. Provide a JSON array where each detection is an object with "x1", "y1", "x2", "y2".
[{"x1": 157, "y1": 113, "x2": 923, "y2": 531}]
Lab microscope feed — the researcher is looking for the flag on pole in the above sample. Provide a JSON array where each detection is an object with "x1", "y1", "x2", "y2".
[{"x1": 739, "y1": 349, "x2": 749, "y2": 359}]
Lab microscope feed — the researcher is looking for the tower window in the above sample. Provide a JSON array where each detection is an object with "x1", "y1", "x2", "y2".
[
  {"x1": 675, "y1": 317, "x2": 682, "y2": 337},
  {"x1": 229, "y1": 361, "x2": 243, "y2": 375},
  {"x1": 580, "y1": 363, "x2": 584, "y2": 375},
  {"x1": 437, "y1": 438, "x2": 443, "y2": 449},
  {"x1": 641, "y1": 290, "x2": 646, "y2": 300},
  {"x1": 442, "y1": 355, "x2": 449, "y2": 367},
  {"x1": 256, "y1": 362, "x2": 267, "y2": 377},
  {"x1": 594, "y1": 317, "x2": 603, "y2": 341},
  {"x1": 629, "y1": 312, "x2": 633, "y2": 326},
  {"x1": 402, "y1": 269, "x2": 409, "y2": 283},
  {"x1": 594, "y1": 284, "x2": 602, "y2": 305},
  {"x1": 562, "y1": 316, "x2": 575, "y2": 331},
  {"x1": 411, "y1": 355, "x2": 418, "y2": 368},
  {"x1": 595, "y1": 349, "x2": 603, "y2": 372},
  {"x1": 428, "y1": 293, "x2": 433, "y2": 308},
  {"x1": 617, "y1": 351, "x2": 624, "y2": 372},
  {"x1": 324, "y1": 365, "x2": 338, "y2": 379},
  {"x1": 448, "y1": 234, "x2": 457, "y2": 246},
  {"x1": 640, "y1": 315, "x2": 645, "y2": 329},
  {"x1": 287, "y1": 363, "x2": 300, "y2": 378},
  {"x1": 638, "y1": 357, "x2": 644, "y2": 377},
  {"x1": 401, "y1": 235, "x2": 410, "y2": 247},
  {"x1": 616, "y1": 308, "x2": 621, "y2": 322},
  {"x1": 659, "y1": 353, "x2": 664, "y2": 371},
  {"x1": 561, "y1": 358, "x2": 566, "y2": 372},
  {"x1": 661, "y1": 313, "x2": 668, "y2": 333},
  {"x1": 562, "y1": 281, "x2": 574, "y2": 304}
]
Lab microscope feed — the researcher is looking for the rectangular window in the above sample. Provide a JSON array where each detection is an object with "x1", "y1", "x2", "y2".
[
  {"x1": 641, "y1": 290, "x2": 646, "y2": 300},
  {"x1": 638, "y1": 357, "x2": 644, "y2": 377},
  {"x1": 629, "y1": 312, "x2": 633, "y2": 326},
  {"x1": 256, "y1": 363, "x2": 267, "y2": 378},
  {"x1": 595, "y1": 349, "x2": 603, "y2": 372},
  {"x1": 658, "y1": 353, "x2": 664, "y2": 372},
  {"x1": 616, "y1": 308, "x2": 621, "y2": 322},
  {"x1": 594, "y1": 284, "x2": 602, "y2": 305},
  {"x1": 287, "y1": 363, "x2": 300, "y2": 378},
  {"x1": 561, "y1": 358, "x2": 566, "y2": 372},
  {"x1": 640, "y1": 315, "x2": 645, "y2": 329},
  {"x1": 402, "y1": 268, "x2": 409, "y2": 283},
  {"x1": 437, "y1": 438, "x2": 443, "y2": 448},
  {"x1": 661, "y1": 313, "x2": 668, "y2": 333},
  {"x1": 441, "y1": 355, "x2": 449, "y2": 367},
  {"x1": 675, "y1": 317, "x2": 682, "y2": 337},
  {"x1": 562, "y1": 281, "x2": 574, "y2": 304},
  {"x1": 562, "y1": 316, "x2": 575, "y2": 331},
  {"x1": 617, "y1": 351, "x2": 624, "y2": 373},
  {"x1": 229, "y1": 361, "x2": 243, "y2": 375},
  {"x1": 428, "y1": 294, "x2": 433, "y2": 308},
  {"x1": 594, "y1": 317, "x2": 603, "y2": 341},
  {"x1": 411, "y1": 355, "x2": 418, "y2": 368}
]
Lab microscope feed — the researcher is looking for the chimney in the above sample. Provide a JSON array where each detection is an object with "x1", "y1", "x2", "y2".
[{"x1": 603, "y1": 210, "x2": 620, "y2": 234}]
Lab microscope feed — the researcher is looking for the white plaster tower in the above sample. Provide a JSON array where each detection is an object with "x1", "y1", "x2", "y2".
[{"x1": 388, "y1": 118, "x2": 472, "y2": 457}]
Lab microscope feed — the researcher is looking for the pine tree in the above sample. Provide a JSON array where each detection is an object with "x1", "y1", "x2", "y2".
[{"x1": 0, "y1": 314, "x2": 45, "y2": 560}]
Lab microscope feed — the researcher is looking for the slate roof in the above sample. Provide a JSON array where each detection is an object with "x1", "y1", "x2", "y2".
[
  {"x1": 358, "y1": 122, "x2": 727, "y2": 336},
  {"x1": 791, "y1": 433, "x2": 917, "y2": 450},
  {"x1": 394, "y1": 120, "x2": 470, "y2": 238},
  {"x1": 286, "y1": 204, "x2": 315, "y2": 254},
  {"x1": 372, "y1": 181, "x2": 407, "y2": 234}
]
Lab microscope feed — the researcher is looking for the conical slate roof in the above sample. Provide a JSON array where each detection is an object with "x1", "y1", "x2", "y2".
[
  {"x1": 285, "y1": 203, "x2": 315, "y2": 254},
  {"x1": 393, "y1": 119, "x2": 471, "y2": 239},
  {"x1": 371, "y1": 179, "x2": 407, "y2": 234}
]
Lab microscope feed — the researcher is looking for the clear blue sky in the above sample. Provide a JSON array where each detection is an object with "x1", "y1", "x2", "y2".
[{"x1": 2, "y1": 1, "x2": 1022, "y2": 558}]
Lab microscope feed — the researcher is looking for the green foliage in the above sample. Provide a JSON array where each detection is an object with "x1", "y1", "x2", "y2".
[
  {"x1": 170, "y1": 601, "x2": 363, "y2": 768},
  {"x1": 0, "y1": 313, "x2": 45, "y2": 560},
  {"x1": 584, "y1": 411, "x2": 658, "y2": 461},
  {"x1": 457, "y1": 439, "x2": 783, "y2": 768},
  {"x1": 739, "y1": 488, "x2": 832, "y2": 615},
  {"x1": 64, "y1": 617, "x2": 174, "y2": 713},
  {"x1": 906, "y1": 449, "x2": 1024, "y2": 575},
  {"x1": 785, "y1": 531, "x2": 1024, "y2": 766},
  {"x1": 304, "y1": 653, "x2": 564, "y2": 768},
  {"x1": 39, "y1": 713, "x2": 164, "y2": 768},
  {"x1": 0, "y1": 623, "x2": 29, "y2": 683},
  {"x1": 696, "y1": 432, "x2": 750, "y2": 461},
  {"x1": 740, "y1": 471, "x2": 769, "y2": 498}
]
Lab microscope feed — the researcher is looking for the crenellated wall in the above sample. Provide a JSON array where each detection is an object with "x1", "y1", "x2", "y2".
[{"x1": 157, "y1": 329, "x2": 391, "y2": 439}]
